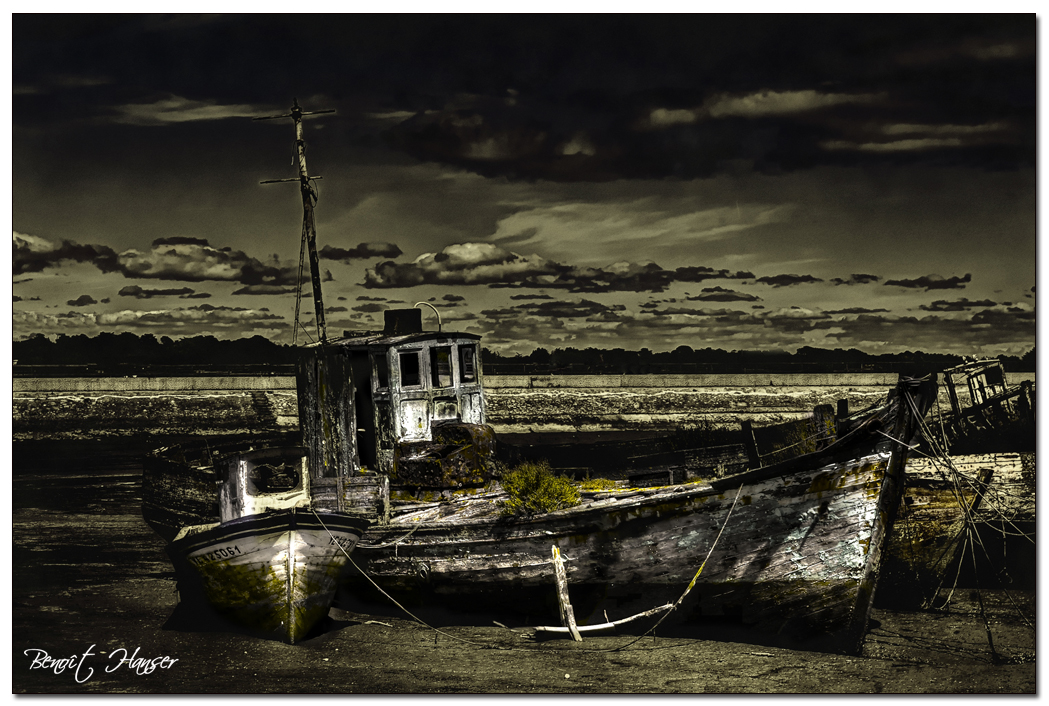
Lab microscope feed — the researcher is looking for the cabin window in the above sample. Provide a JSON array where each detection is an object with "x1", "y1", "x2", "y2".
[
  {"x1": 373, "y1": 353, "x2": 389, "y2": 390},
  {"x1": 431, "y1": 346, "x2": 453, "y2": 388},
  {"x1": 459, "y1": 344, "x2": 477, "y2": 383},
  {"x1": 399, "y1": 350, "x2": 421, "y2": 387},
  {"x1": 247, "y1": 461, "x2": 301, "y2": 494}
]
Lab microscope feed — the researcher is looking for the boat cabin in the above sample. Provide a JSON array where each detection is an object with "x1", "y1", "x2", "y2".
[
  {"x1": 942, "y1": 358, "x2": 1009, "y2": 417},
  {"x1": 296, "y1": 308, "x2": 497, "y2": 494}
]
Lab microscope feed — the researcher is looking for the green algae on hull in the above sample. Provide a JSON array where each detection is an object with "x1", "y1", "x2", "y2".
[{"x1": 170, "y1": 508, "x2": 370, "y2": 643}]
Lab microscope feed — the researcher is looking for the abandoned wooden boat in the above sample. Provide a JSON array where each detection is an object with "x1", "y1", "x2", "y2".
[
  {"x1": 935, "y1": 358, "x2": 1035, "y2": 454},
  {"x1": 343, "y1": 374, "x2": 937, "y2": 654},
  {"x1": 880, "y1": 450, "x2": 1036, "y2": 606},
  {"x1": 144, "y1": 101, "x2": 390, "y2": 643},
  {"x1": 158, "y1": 446, "x2": 384, "y2": 643}
]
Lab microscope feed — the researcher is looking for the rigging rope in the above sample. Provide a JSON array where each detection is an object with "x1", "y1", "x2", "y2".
[
  {"x1": 600, "y1": 483, "x2": 746, "y2": 652},
  {"x1": 905, "y1": 392, "x2": 1035, "y2": 628},
  {"x1": 292, "y1": 218, "x2": 308, "y2": 346}
]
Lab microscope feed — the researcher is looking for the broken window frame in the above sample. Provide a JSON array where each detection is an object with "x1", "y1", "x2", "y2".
[
  {"x1": 398, "y1": 349, "x2": 423, "y2": 388},
  {"x1": 431, "y1": 345, "x2": 454, "y2": 389},
  {"x1": 459, "y1": 344, "x2": 478, "y2": 384}
]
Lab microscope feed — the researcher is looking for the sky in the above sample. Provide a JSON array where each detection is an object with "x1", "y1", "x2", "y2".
[{"x1": 10, "y1": 14, "x2": 1038, "y2": 356}]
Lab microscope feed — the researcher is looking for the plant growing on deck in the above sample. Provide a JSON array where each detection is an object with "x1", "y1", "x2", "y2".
[
  {"x1": 578, "y1": 477, "x2": 617, "y2": 491},
  {"x1": 500, "y1": 461, "x2": 580, "y2": 516}
]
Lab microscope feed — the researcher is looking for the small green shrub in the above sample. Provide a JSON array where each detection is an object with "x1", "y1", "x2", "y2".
[
  {"x1": 578, "y1": 477, "x2": 617, "y2": 492},
  {"x1": 500, "y1": 461, "x2": 580, "y2": 516}
]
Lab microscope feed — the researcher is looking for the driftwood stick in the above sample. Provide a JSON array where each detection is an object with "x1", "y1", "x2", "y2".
[
  {"x1": 551, "y1": 545, "x2": 582, "y2": 641},
  {"x1": 535, "y1": 603, "x2": 675, "y2": 636}
]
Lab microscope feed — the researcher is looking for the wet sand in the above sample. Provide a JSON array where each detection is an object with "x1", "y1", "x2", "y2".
[{"x1": 11, "y1": 441, "x2": 1035, "y2": 694}]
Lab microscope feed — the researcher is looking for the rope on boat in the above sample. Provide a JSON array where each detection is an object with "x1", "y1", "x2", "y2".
[
  {"x1": 360, "y1": 520, "x2": 424, "y2": 552},
  {"x1": 310, "y1": 507, "x2": 507, "y2": 650},
  {"x1": 593, "y1": 482, "x2": 746, "y2": 652},
  {"x1": 905, "y1": 435, "x2": 1034, "y2": 545},
  {"x1": 758, "y1": 430, "x2": 836, "y2": 460},
  {"x1": 903, "y1": 392, "x2": 1035, "y2": 631}
]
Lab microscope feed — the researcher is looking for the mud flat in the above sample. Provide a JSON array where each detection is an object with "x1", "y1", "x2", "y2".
[
  {"x1": 11, "y1": 440, "x2": 1035, "y2": 694},
  {"x1": 19, "y1": 373, "x2": 1033, "y2": 439}
]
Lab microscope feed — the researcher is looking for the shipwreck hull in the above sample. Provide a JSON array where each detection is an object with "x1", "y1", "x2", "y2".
[
  {"x1": 169, "y1": 508, "x2": 370, "y2": 643},
  {"x1": 349, "y1": 437, "x2": 907, "y2": 652}
]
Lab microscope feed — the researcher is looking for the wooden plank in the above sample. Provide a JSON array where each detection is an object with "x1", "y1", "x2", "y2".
[{"x1": 551, "y1": 545, "x2": 582, "y2": 641}]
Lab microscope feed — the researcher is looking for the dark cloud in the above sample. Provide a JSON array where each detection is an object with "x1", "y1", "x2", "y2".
[
  {"x1": 443, "y1": 294, "x2": 465, "y2": 302},
  {"x1": 825, "y1": 307, "x2": 890, "y2": 315},
  {"x1": 364, "y1": 242, "x2": 755, "y2": 294},
  {"x1": 831, "y1": 274, "x2": 881, "y2": 286},
  {"x1": 918, "y1": 298, "x2": 997, "y2": 312},
  {"x1": 325, "y1": 306, "x2": 348, "y2": 313},
  {"x1": 483, "y1": 298, "x2": 626, "y2": 322},
  {"x1": 686, "y1": 286, "x2": 761, "y2": 303},
  {"x1": 67, "y1": 294, "x2": 97, "y2": 306},
  {"x1": 754, "y1": 274, "x2": 824, "y2": 287},
  {"x1": 118, "y1": 238, "x2": 298, "y2": 285},
  {"x1": 372, "y1": 16, "x2": 1032, "y2": 181},
  {"x1": 232, "y1": 284, "x2": 297, "y2": 295},
  {"x1": 810, "y1": 309, "x2": 1034, "y2": 352},
  {"x1": 510, "y1": 294, "x2": 554, "y2": 300},
  {"x1": 13, "y1": 233, "x2": 118, "y2": 276},
  {"x1": 93, "y1": 304, "x2": 286, "y2": 332},
  {"x1": 884, "y1": 273, "x2": 972, "y2": 290},
  {"x1": 13, "y1": 295, "x2": 41, "y2": 302},
  {"x1": 15, "y1": 233, "x2": 300, "y2": 286},
  {"x1": 353, "y1": 303, "x2": 386, "y2": 313},
  {"x1": 320, "y1": 242, "x2": 403, "y2": 261},
  {"x1": 152, "y1": 236, "x2": 210, "y2": 247},
  {"x1": 356, "y1": 295, "x2": 386, "y2": 301},
  {"x1": 118, "y1": 284, "x2": 196, "y2": 299}
]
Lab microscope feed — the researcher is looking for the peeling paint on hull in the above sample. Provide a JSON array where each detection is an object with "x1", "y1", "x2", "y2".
[{"x1": 169, "y1": 509, "x2": 369, "y2": 643}]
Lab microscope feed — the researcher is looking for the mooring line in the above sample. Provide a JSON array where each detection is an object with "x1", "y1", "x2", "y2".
[{"x1": 597, "y1": 482, "x2": 746, "y2": 653}]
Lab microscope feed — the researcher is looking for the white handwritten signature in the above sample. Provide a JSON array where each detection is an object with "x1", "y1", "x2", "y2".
[{"x1": 23, "y1": 645, "x2": 178, "y2": 683}]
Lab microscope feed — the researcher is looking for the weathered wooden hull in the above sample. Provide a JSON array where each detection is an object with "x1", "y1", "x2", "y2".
[
  {"x1": 882, "y1": 452, "x2": 1035, "y2": 604},
  {"x1": 347, "y1": 379, "x2": 934, "y2": 653},
  {"x1": 169, "y1": 508, "x2": 370, "y2": 643},
  {"x1": 350, "y1": 450, "x2": 896, "y2": 651}
]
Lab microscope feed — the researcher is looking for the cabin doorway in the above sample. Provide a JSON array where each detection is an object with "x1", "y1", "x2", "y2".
[{"x1": 349, "y1": 351, "x2": 377, "y2": 470}]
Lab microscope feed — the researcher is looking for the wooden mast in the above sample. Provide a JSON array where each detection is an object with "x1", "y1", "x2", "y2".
[{"x1": 254, "y1": 99, "x2": 335, "y2": 344}]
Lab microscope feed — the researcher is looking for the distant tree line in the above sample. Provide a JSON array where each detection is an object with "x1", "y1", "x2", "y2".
[
  {"x1": 11, "y1": 332, "x2": 1035, "y2": 376},
  {"x1": 13, "y1": 333, "x2": 297, "y2": 375},
  {"x1": 481, "y1": 344, "x2": 1036, "y2": 375}
]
